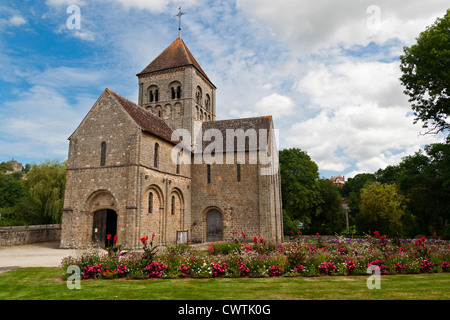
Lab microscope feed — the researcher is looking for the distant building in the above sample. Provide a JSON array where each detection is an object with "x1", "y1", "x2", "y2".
[
  {"x1": 331, "y1": 175, "x2": 345, "y2": 186},
  {"x1": 5, "y1": 158, "x2": 22, "y2": 174}
]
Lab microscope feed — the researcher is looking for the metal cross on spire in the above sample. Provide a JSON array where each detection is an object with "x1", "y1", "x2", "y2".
[{"x1": 174, "y1": 6, "x2": 186, "y2": 38}]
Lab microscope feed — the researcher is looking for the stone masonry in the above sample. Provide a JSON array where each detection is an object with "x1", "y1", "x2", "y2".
[{"x1": 60, "y1": 35, "x2": 282, "y2": 249}]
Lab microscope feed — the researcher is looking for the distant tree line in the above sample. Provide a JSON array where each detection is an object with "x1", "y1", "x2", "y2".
[
  {"x1": 280, "y1": 139, "x2": 450, "y2": 238},
  {"x1": 0, "y1": 160, "x2": 66, "y2": 226}
]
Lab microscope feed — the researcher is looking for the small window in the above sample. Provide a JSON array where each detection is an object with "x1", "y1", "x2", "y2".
[
  {"x1": 237, "y1": 163, "x2": 241, "y2": 182},
  {"x1": 171, "y1": 196, "x2": 175, "y2": 215},
  {"x1": 154, "y1": 143, "x2": 159, "y2": 168},
  {"x1": 148, "y1": 192, "x2": 153, "y2": 214},
  {"x1": 149, "y1": 90, "x2": 154, "y2": 103},
  {"x1": 176, "y1": 152, "x2": 180, "y2": 174},
  {"x1": 177, "y1": 86, "x2": 181, "y2": 99},
  {"x1": 207, "y1": 164, "x2": 211, "y2": 183},
  {"x1": 171, "y1": 87, "x2": 176, "y2": 100},
  {"x1": 100, "y1": 142, "x2": 106, "y2": 166},
  {"x1": 155, "y1": 90, "x2": 159, "y2": 102}
]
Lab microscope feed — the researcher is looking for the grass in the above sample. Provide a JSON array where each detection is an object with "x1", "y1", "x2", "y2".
[{"x1": 0, "y1": 267, "x2": 449, "y2": 300}]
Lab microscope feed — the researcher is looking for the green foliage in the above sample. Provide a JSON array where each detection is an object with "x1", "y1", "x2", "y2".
[
  {"x1": 358, "y1": 182, "x2": 407, "y2": 236},
  {"x1": 279, "y1": 148, "x2": 321, "y2": 233},
  {"x1": 210, "y1": 242, "x2": 241, "y2": 255},
  {"x1": 22, "y1": 160, "x2": 67, "y2": 224},
  {"x1": 0, "y1": 159, "x2": 67, "y2": 226},
  {"x1": 399, "y1": 9, "x2": 450, "y2": 134}
]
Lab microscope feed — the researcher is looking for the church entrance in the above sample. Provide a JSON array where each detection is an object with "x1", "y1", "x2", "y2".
[
  {"x1": 206, "y1": 209, "x2": 223, "y2": 242},
  {"x1": 92, "y1": 209, "x2": 117, "y2": 248}
]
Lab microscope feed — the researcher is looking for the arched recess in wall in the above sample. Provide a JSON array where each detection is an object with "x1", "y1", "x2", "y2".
[
  {"x1": 148, "y1": 85, "x2": 159, "y2": 103},
  {"x1": 169, "y1": 81, "x2": 182, "y2": 100},
  {"x1": 144, "y1": 184, "x2": 164, "y2": 215},
  {"x1": 169, "y1": 187, "x2": 184, "y2": 217},
  {"x1": 84, "y1": 190, "x2": 118, "y2": 248},
  {"x1": 202, "y1": 206, "x2": 223, "y2": 242}
]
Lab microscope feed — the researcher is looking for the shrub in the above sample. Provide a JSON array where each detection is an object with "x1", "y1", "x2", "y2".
[{"x1": 209, "y1": 242, "x2": 241, "y2": 255}]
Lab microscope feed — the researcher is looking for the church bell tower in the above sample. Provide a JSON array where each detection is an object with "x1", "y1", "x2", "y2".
[{"x1": 136, "y1": 9, "x2": 216, "y2": 136}]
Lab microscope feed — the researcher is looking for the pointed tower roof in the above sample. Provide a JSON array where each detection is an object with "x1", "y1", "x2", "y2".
[{"x1": 137, "y1": 37, "x2": 215, "y2": 87}]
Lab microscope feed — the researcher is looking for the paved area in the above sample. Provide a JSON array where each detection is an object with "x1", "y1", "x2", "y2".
[{"x1": 0, "y1": 241, "x2": 77, "y2": 273}]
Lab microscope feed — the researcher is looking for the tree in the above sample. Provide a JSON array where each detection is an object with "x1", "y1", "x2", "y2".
[
  {"x1": 399, "y1": 9, "x2": 450, "y2": 135},
  {"x1": 396, "y1": 141, "x2": 450, "y2": 237},
  {"x1": 358, "y1": 182, "x2": 408, "y2": 236},
  {"x1": 307, "y1": 179, "x2": 345, "y2": 235},
  {"x1": 279, "y1": 148, "x2": 321, "y2": 234},
  {"x1": 20, "y1": 160, "x2": 67, "y2": 224}
]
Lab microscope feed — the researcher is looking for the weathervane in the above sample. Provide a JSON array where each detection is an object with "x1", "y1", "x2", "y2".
[{"x1": 174, "y1": 6, "x2": 187, "y2": 38}]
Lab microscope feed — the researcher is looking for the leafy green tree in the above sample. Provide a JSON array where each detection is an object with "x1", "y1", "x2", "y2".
[
  {"x1": 358, "y1": 182, "x2": 408, "y2": 236},
  {"x1": 307, "y1": 179, "x2": 345, "y2": 235},
  {"x1": 279, "y1": 148, "x2": 321, "y2": 234},
  {"x1": 20, "y1": 160, "x2": 67, "y2": 224},
  {"x1": 399, "y1": 9, "x2": 450, "y2": 135},
  {"x1": 397, "y1": 142, "x2": 450, "y2": 237}
]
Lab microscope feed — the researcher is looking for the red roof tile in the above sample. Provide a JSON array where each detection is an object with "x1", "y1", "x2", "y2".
[
  {"x1": 137, "y1": 37, "x2": 214, "y2": 87},
  {"x1": 107, "y1": 89, "x2": 179, "y2": 145}
]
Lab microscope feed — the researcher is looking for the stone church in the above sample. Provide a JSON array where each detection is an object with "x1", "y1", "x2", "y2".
[{"x1": 60, "y1": 33, "x2": 283, "y2": 249}]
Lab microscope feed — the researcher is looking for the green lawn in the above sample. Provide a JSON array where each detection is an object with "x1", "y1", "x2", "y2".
[{"x1": 1, "y1": 267, "x2": 450, "y2": 300}]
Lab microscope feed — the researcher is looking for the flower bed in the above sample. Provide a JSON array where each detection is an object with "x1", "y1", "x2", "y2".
[{"x1": 61, "y1": 233, "x2": 450, "y2": 280}]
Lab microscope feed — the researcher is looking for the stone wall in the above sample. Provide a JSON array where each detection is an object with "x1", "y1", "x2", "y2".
[{"x1": 0, "y1": 225, "x2": 61, "y2": 246}]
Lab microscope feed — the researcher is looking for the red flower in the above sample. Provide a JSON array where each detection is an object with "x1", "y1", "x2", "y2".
[
  {"x1": 380, "y1": 235, "x2": 386, "y2": 240},
  {"x1": 140, "y1": 236, "x2": 148, "y2": 243},
  {"x1": 259, "y1": 237, "x2": 264, "y2": 243},
  {"x1": 298, "y1": 232, "x2": 302, "y2": 235},
  {"x1": 374, "y1": 231, "x2": 379, "y2": 238},
  {"x1": 291, "y1": 231, "x2": 294, "y2": 235},
  {"x1": 114, "y1": 235, "x2": 118, "y2": 242},
  {"x1": 241, "y1": 232, "x2": 246, "y2": 238},
  {"x1": 253, "y1": 236, "x2": 257, "y2": 243},
  {"x1": 368, "y1": 230, "x2": 371, "y2": 234},
  {"x1": 316, "y1": 232, "x2": 320, "y2": 237},
  {"x1": 107, "y1": 234, "x2": 111, "y2": 240}
]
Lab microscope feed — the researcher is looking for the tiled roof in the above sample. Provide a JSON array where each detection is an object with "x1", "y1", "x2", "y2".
[
  {"x1": 107, "y1": 89, "x2": 179, "y2": 145},
  {"x1": 137, "y1": 37, "x2": 214, "y2": 87}
]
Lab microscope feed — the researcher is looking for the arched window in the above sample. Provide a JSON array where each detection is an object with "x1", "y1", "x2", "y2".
[
  {"x1": 154, "y1": 143, "x2": 159, "y2": 168},
  {"x1": 148, "y1": 192, "x2": 153, "y2": 214},
  {"x1": 171, "y1": 196, "x2": 175, "y2": 215},
  {"x1": 171, "y1": 87, "x2": 176, "y2": 100},
  {"x1": 207, "y1": 164, "x2": 211, "y2": 183},
  {"x1": 100, "y1": 142, "x2": 106, "y2": 166},
  {"x1": 237, "y1": 162, "x2": 241, "y2": 182},
  {"x1": 196, "y1": 86, "x2": 202, "y2": 105},
  {"x1": 205, "y1": 94, "x2": 211, "y2": 111},
  {"x1": 176, "y1": 152, "x2": 180, "y2": 174},
  {"x1": 177, "y1": 86, "x2": 181, "y2": 99}
]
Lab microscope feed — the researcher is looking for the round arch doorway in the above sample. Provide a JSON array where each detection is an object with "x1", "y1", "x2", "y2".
[
  {"x1": 206, "y1": 209, "x2": 223, "y2": 242},
  {"x1": 92, "y1": 209, "x2": 117, "y2": 248}
]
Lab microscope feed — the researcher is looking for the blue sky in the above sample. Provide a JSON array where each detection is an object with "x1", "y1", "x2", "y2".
[{"x1": 0, "y1": 0, "x2": 448, "y2": 179}]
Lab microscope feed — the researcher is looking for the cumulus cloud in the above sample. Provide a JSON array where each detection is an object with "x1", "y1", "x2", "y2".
[
  {"x1": 286, "y1": 58, "x2": 440, "y2": 174},
  {"x1": 237, "y1": 0, "x2": 449, "y2": 55},
  {"x1": 254, "y1": 93, "x2": 295, "y2": 118}
]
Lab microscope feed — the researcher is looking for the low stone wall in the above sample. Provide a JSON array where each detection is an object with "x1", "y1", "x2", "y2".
[{"x1": 0, "y1": 224, "x2": 61, "y2": 246}]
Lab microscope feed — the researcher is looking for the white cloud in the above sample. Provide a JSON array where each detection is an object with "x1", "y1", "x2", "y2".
[
  {"x1": 254, "y1": 93, "x2": 295, "y2": 118},
  {"x1": 237, "y1": 0, "x2": 449, "y2": 55},
  {"x1": 8, "y1": 15, "x2": 27, "y2": 26}
]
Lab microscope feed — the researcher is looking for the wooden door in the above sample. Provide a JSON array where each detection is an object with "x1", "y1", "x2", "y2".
[
  {"x1": 206, "y1": 210, "x2": 223, "y2": 242},
  {"x1": 92, "y1": 209, "x2": 107, "y2": 247}
]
